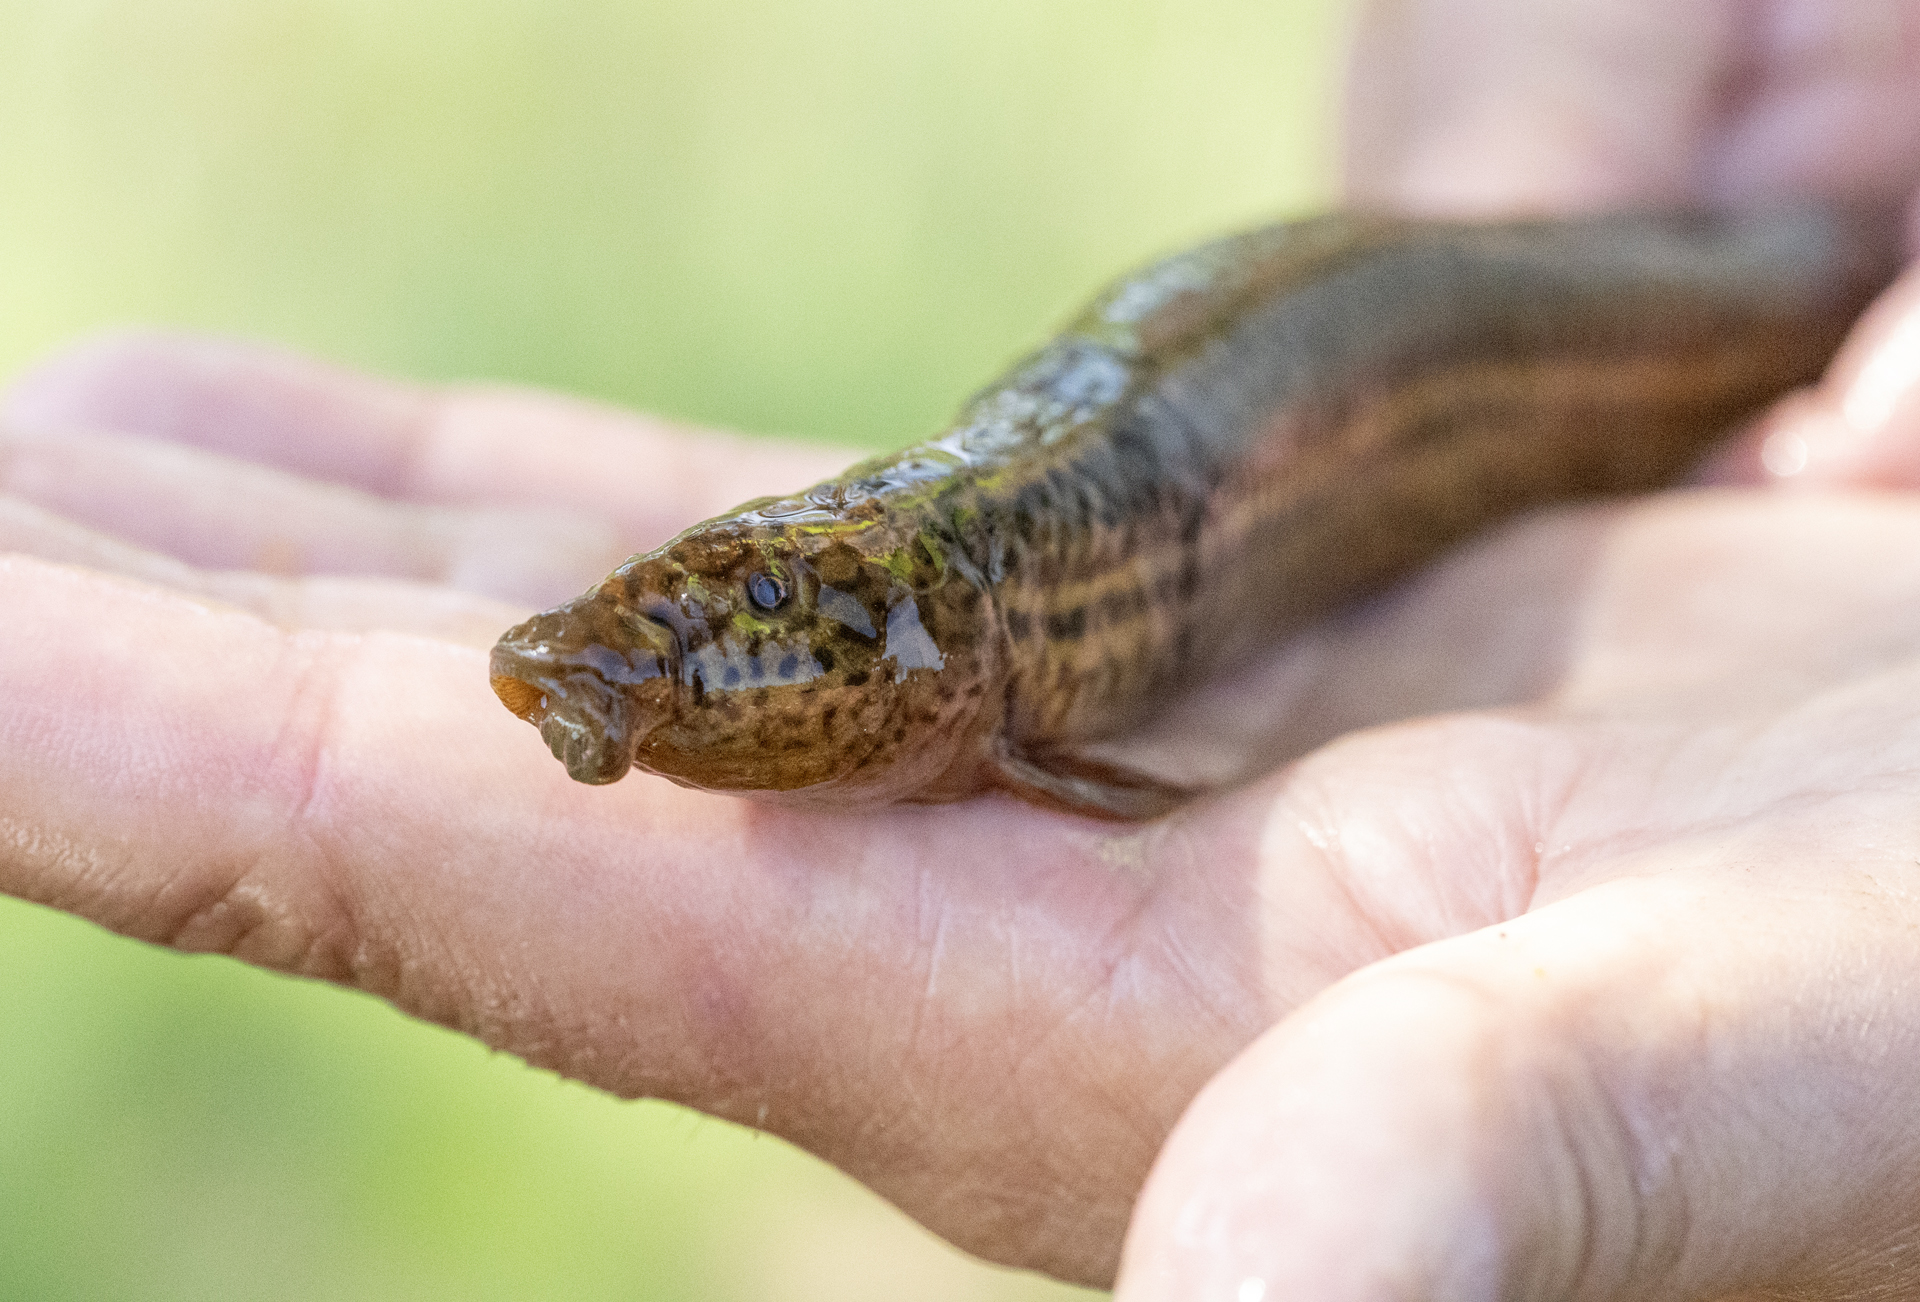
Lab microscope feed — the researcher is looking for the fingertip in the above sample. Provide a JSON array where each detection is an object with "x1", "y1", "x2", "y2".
[
  {"x1": 1730, "y1": 263, "x2": 1920, "y2": 491},
  {"x1": 1832, "y1": 263, "x2": 1920, "y2": 450},
  {"x1": 3, "y1": 330, "x2": 427, "y2": 492},
  {"x1": 1691, "y1": 390, "x2": 1834, "y2": 488},
  {"x1": 5, "y1": 329, "x2": 186, "y2": 431}
]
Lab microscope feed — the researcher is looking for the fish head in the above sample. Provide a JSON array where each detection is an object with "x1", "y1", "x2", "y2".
[{"x1": 491, "y1": 511, "x2": 989, "y2": 800}]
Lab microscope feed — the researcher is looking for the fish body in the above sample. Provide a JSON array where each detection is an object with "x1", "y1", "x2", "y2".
[{"x1": 491, "y1": 207, "x2": 1901, "y2": 819}]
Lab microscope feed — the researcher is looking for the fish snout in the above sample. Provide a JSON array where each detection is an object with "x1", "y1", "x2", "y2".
[{"x1": 489, "y1": 602, "x2": 676, "y2": 785}]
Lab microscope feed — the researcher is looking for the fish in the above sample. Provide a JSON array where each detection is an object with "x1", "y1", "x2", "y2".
[{"x1": 489, "y1": 206, "x2": 1903, "y2": 820}]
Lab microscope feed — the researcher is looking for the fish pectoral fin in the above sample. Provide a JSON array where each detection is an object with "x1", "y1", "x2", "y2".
[{"x1": 989, "y1": 744, "x2": 1199, "y2": 821}]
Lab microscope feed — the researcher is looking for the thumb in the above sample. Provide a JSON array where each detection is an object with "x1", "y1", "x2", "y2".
[{"x1": 1115, "y1": 871, "x2": 1920, "y2": 1301}]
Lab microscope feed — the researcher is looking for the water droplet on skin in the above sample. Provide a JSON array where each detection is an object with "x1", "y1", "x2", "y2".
[{"x1": 1237, "y1": 1277, "x2": 1267, "y2": 1302}]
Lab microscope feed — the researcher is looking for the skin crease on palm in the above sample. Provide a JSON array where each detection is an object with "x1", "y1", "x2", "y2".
[{"x1": 4, "y1": 0, "x2": 1920, "y2": 1297}]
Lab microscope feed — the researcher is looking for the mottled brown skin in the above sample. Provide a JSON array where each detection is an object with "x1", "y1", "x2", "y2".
[
  {"x1": 490, "y1": 492, "x2": 1002, "y2": 804},
  {"x1": 491, "y1": 207, "x2": 1902, "y2": 819}
]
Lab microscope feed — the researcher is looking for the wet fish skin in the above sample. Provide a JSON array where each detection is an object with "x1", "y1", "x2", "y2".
[{"x1": 491, "y1": 206, "x2": 1902, "y2": 819}]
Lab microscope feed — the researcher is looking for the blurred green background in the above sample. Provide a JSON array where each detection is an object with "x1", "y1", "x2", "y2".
[{"x1": 0, "y1": 1, "x2": 1352, "y2": 1296}]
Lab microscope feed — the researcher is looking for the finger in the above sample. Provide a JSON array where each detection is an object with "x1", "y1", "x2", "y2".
[
  {"x1": 3, "y1": 332, "x2": 857, "y2": 547},
  {"x1": 0, "y1": 551, "x2": 1261, "y2": 1284},
  {"x1": 1345, "y1": 1, "x2": 1727, "y2": 214},
  {"x1": 1706, "y1": 2, "x2": 1920, "y2": 207},
  {"x1": 1708, "y1": 261, "x2": 1920, "y2": 489},
  {"x1": 1346, "y1": 0, "x2": 1920, "y2": 216},
  {"x1": 0, "y1": 423, "x2": 623, "y2": 607},
  {"x1": 1117, "y1": 870, "x2": 1920, "y2": 1302},
  {"x1": 0, "y1": 495, "x2": 525, "y2": 645}
]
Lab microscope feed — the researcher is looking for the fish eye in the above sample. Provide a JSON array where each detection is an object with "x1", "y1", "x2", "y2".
[{"x1": 746, "y1": 572, "x2": 788, "y2": 611}]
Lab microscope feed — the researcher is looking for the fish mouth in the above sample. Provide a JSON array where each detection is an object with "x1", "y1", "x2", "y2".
[{"x1": 489, "y1": 599, "x2": 677, "y2": 785}]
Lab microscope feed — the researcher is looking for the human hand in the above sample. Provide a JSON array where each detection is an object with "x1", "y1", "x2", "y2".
[
  {"x1": 8, "y1": 7, "x2": 1920, "y2": 1300},
  {"x1": 0, "y1": 263, "x2": 1917, "y2": 1301},
  {"x1": 1110, "y1": 3, "x2": 1920, "y2": 1300},
  {"x1": 1345, "y1": 0, "x2": 1920, "y2": 227},
  {"x1": 0, "y1": 333, "x2": 1279, "y2": 1285}
]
